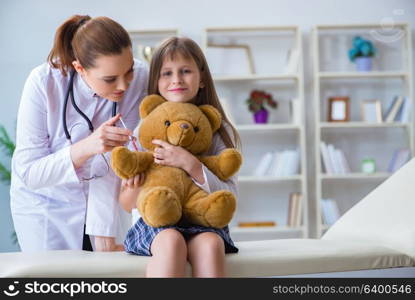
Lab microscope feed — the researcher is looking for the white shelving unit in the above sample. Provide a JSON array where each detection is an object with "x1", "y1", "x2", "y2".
[
  {"x1": 313, "y1": 23, "x2": 413, "y2": 237},
  {"x1": 128, "y1": 29, "x2": 179, "y2": 64},
  {"x1": 203, "y1": 26, "x2": 308, "y2": 241}
]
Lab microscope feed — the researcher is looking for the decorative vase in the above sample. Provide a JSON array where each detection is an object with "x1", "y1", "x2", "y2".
[
  {"x1": 355, "y1": 56, "x2": 372, "y2": 71},
  {"x1": 254, "y1": 109, "x2": 268, "y2": 124}
]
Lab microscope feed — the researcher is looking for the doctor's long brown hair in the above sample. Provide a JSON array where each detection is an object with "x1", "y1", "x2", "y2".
[
  {"x1": 47, "y1": 15, "x2": 131, "y2": 76},
  {"x1": 147, "y1": 37, "x2": 241, "y2": 150}
]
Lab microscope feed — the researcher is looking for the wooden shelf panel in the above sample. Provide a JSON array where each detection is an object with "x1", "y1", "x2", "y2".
[
  {"x1": 318, "y1": 71, "x2": 408, "y2": 79},
  {"x1": 237, "y1": 124, "x2": 300, "y2": 131},
  {"x1": 319, "y1": 172, "x2": 391, "y2": 180},
  {"x1": 319, "y1": 122, "x2": 410, "y2": 129},
  {"x1": 213, "y1": 74, "x2": 299, "y2": 81},
  {"x1": 239, "y1": 175, "x2": 303, "y2": 182}
]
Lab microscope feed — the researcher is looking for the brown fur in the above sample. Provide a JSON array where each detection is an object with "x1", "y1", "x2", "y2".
[{"x1": 111, "y1": 95, "x2": 242, "y2": 228}]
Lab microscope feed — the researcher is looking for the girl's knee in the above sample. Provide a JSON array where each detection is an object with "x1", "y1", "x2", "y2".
[
  {"x1": 204, "y1": 233, "x2": 225, "y2": 253},
  {"x1": 151, "y1": 229, "x2": 187, "y2": 257},
  {"x1": 191, "y1": 232, "x2": 225, "y2": 255}
]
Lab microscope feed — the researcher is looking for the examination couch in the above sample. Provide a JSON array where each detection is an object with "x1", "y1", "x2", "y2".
[{"x1": 2, "y1": 158, "x2": 415, "y2": 277}]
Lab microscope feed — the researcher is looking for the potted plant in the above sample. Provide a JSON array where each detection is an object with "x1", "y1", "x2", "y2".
[
  {"x1": 348, "y1": 36, "x2": 376, "y2": 71},
  {"x1": 0, "y1": 124, "x2": 18, "y2": 245},
  {"x1": 246, "y1": 90, "x2": 278, "y2": 124}
]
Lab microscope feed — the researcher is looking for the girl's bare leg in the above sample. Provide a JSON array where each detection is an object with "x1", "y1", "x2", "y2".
[
  {"x1": 187, "y1": 232, "x2": 225, "y2": 278},
  {"x1": 146, "y1": 229, "x2": 187, "y2": 277}
]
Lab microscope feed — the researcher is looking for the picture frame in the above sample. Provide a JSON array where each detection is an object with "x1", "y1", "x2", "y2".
[
  {"x1": 206, "y1": 43, "x2": 255, "y2": 75},
  {"x1": 328, "y1": 97, "x2": 350, "y2": 122},
  {"x1": 361, "y1": 99, "x2": 382, "y2": 123}
]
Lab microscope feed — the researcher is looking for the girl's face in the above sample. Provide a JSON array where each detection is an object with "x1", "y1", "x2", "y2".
[
  {"x1": 73, "y1": 47, "x2": 134, "y2": 102},
  {"x1": 157, "y1": 53, "x2": 204, "y2": 103}
]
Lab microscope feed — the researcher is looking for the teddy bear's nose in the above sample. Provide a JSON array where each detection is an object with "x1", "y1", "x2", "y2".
[{"x1": 180, "y1": 123, "x2": 189, "y2": 129}]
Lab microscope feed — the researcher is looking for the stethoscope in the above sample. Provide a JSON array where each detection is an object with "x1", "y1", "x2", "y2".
[{"x1": 63, "y1": 69, "x2": 117, "y2": 140}]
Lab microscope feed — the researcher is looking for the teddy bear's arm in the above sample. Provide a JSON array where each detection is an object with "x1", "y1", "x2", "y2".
[
  {"x1": 111, "y1": 146, "x2": 154, "y2": 179},
  {"x1": 198, "y1": 149, "x2": 242, "y2": 181}
]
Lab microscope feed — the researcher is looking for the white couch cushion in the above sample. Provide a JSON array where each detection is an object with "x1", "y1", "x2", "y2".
[
  {"x1": 323, "y1": 158, "x2": 415, "y2": 258},
  {"x1": 1, "y1": 239, "x2": 413, "y2": 277}
]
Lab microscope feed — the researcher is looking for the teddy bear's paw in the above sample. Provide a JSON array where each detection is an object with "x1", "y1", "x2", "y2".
[
  {"x1": 111, "y1": 146, "x2": 134, "y2": 179},
  {"x1": 203, "y1": 190, "x2": 236, "y2": 228},
  {"x1": 140, "y1": 187, "x2": 182, "y2": 228},
  {"x1": 218, "y1": 149, "x2": 242, "y2": 180}
]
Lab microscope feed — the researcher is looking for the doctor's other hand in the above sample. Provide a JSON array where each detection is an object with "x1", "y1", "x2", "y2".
[
  {"x1": 87, "y1": 114, "x2": 132, "y2": 154},
  {"x1": 94, "y1": 236, "x2": 124, "y2": 252}
]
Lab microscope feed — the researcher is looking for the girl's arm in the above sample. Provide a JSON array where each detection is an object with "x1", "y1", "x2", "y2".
[
  {"x1": 151, "y1": 126, "x2": 239, "y2": 195},
  {"x1": 152, "y1": 139, "x2": 205, "y2": 184}
]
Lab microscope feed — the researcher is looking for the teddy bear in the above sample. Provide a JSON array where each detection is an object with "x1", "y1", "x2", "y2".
[{"x1": 111, "y1": 94, "x2": 242, "y2": 229}]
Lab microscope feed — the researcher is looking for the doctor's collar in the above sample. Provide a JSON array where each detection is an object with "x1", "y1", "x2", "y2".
[{"x1": 75, "y1": 72, "x2": 100, "y2": 99}]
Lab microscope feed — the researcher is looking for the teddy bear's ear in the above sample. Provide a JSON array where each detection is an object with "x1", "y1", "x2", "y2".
[
  {"x1": 199, "y1": 105, "x2": 222, "y2": 132},
  {"x1": 139, "y1": 95, "x2": 167, "y2": 118}
]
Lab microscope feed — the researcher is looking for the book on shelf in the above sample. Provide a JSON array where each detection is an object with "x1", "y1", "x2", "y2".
[
  {"x1": 287, "y1": 192, "x2": 303, "y2": 227},
  {"x1": 290, "y1": 98, "x2": 301, "y2": 125},
  {"x1": 321, "y1": 199, "x2": 340, "y2": 226},
  {"x1": 253, "y1": 150, "x2": 300, "y2": 177},
  {"x1": 253, "y1": 152, "x2": 274, "y2": 176},
  {"x1": 283, "y1": 48, "x2": 300, "y2": 74},
  {"x1": 383, "y1": 96, "x2": 406, "y2": 123},
  {"x1": 388, "y1": 148, "x2": 411, "y2": 173},
  {"x1": 320, "y1": 142, "x2": 350, "y2": 174},
  {"x1": 238, "y1": 221, "x2": 276, "y2": 227},
  {"x1": 395, "y1": 96, "x2": 411, "y2": 123},
  {"x1": 327, "y1": 144, "x2": 340, "y2": 174}
]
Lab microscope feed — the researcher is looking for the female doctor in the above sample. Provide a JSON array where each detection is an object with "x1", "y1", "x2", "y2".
[{"x1": 10, "y1": 15, "x2": 148, "y2": 252}]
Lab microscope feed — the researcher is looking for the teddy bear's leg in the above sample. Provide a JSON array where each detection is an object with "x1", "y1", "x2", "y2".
[
  {"x1": 137, "y1": 186, "x2": 182, "y2": 228},
  {"x1": 183, "y1": 186, "x2": 236, "y2": 229}
]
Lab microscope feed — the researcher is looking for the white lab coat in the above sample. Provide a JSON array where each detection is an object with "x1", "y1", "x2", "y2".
[{"x1": 10, "y1": 60, "x2": 148, "y2": 252}]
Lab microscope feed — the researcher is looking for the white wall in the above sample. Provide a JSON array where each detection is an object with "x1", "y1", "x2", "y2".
[{"x1": 1, "y1": 0, "x2": 414, "y2": 251}]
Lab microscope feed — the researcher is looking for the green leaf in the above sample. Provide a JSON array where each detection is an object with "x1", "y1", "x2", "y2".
[
  {"x1": 0, "y1": 125, "x2": 15, "y2": 157},
  {"x1": 11, "y1": 231, "x2": 18, "y2": 245},
  {"x1": 0, "y1": 162, "x2": 11, "y2": 185}
]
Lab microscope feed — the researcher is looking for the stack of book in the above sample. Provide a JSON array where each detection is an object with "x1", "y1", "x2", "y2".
[
  {"x1": 383, "y1": 96, "x2": 411, "y2": 123},
  {"x1": 253, "y1": 150, "x2": 300, "y2": 177},
  {"x1": 287, "y1": 192, "x2": 303, "y2": 227},
  {"x1": 388, "y1": 148, "x2": 411, "y2": 173},
  {"x1": 320, "y1": 142, "x2": 351, "y2": 174},
  {"x1": 321, "y1": 199, "x2": 341, "y2": 226}
]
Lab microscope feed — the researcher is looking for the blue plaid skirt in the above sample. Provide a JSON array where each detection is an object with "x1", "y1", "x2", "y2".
[{"x1": 124, "y1": 217, "x2": 239, "y2": 256}]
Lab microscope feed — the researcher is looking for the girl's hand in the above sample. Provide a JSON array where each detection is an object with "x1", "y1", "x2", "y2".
[
  {"x1": 119, "y1": 174, "x2": 142, "y2": 212},
  {"x1": 152, "y1": 139, "x2": 204, "y2": 183},
  {"x1": 86, "y1": 114, "x2": 132, "y2": 156},
  {"x1": 121, "y1": 173, "x2": 146, "y2": 188}
]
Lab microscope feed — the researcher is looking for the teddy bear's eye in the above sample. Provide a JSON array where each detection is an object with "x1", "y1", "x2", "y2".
[
  {"x1": 194, "y1": 126, "x2": 199, "y2": 133},
  {"x1": 165, "y1": 120, "x2": 171, "y2": 127}
]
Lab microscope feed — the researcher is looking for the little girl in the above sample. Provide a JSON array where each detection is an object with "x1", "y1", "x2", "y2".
[{"x1": 119, "y1": 37, "x2": 241, "y2": 277}]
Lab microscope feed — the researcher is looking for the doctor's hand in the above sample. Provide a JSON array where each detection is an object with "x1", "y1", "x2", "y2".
[
  {"x1": 87, "y1": 114, "x2": 132, "y2": 155},
  {"x1": 70, "y1": 114, "x2": 132, "y2": 169},
  {"x1": 94, "y1": 236, "x2": 124, "y2": 252}
]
